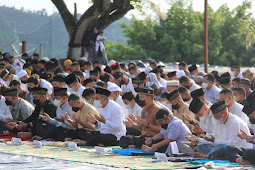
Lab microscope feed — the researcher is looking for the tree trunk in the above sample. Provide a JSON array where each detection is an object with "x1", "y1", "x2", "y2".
[{"x1": 51, "y1": 0, "x2": 134, "y2": 60}]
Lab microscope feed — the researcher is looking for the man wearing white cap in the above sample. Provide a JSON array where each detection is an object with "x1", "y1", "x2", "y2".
[
  {"x1": 166, "y1": 80, "x2": 179, "y2": 92},
  {"x1": 107, "y1": 82, "x2": 128, "y2": 118},
  {"x1": 17, "y1": 70, "x2": 29, "y2": 91},
  {"x1": 176, "y1": 70, "x2": 185, "y2": 80},
  {"x1": 145, "y1": 67, "x2": 153, "y2": 75}
]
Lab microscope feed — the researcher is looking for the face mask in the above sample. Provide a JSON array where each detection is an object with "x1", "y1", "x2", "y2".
[
  {"x1": 191, "y1": 73, "x2": 198, "y2": 78},
  {"x1": 5, "y1": 99, "x2": 12, "y2": 106},
  {"x1": 54, "y1": 99, "x2": 62, "y2": 107},
  {"x1": 109, "y1": 96, "x2": 114, "y2": 101},
  {"x1": 230, "y1": 71, "x2": 236, "y2": 77},
  {"x1": 249, "y1": 118, "x2": 255, "y2": 124},
  {"x1": 72, "y1": 107, "x2": 80, "y2": 112},
  {"x1": 21, "y1": 80, "x2": 27, "y2": 84},
  {"x1": 137, "y1": 99, "x2": 146, "y2": 107},
  {"x1": 86, "y1": 100, "x2": 93, "y2": 105},
  {"x1": 93, "y1": 100, "x2": 102, "y2": 108},
  {"x1": 119, "y1": 79, "x2": 125, "y2": 85},
  {"x1": 218, "y1": 112, "x2": 226, "y2": 124},
  {"x1": 202, "y1": 82, "x2": 208, "y2": 89},
  {"x1": 125, "y1": 103, "x2": 131, "y2": 110},
  {"x1": 161, "y1": 124, "x2": 168, "y2": 130},
  {"x1": 234, "y1": 96, "x2": 240, "y2": 102},
  {"x1": 33, "y1": 98, "x2": 40, "y2": 105},
  {"x1": 172, "y1": 103, "x2": 180, "y2": 110},
  {"x1": 218, "y1": 85, "x2": 223, "y2": 90},
  {"x1": 131, "y1": 75, "x2": 136, "y2": 78},
  {"x1": 70, "y1": 84, "x2": 77, "y2": 92}
]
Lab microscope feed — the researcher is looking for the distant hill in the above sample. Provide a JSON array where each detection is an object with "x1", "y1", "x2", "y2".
[{"x1": 0, "y1": 6, "x2": 130, "y2": 58}]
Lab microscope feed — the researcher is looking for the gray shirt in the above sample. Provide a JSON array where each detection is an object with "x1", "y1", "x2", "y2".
[
  {"x1": 48, "y1": 101, "x2": 74, "y2": 129},
  {"x1": 160, "y1": 116, "x2": 190, "y2": 142},
  {"x1": 9, "y1": 98, "x2": 34, "y2": 121}
]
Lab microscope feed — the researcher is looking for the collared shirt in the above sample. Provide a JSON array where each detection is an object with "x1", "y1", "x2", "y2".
[
  {"x1": 49, "y1": 101, "x2": 74, "y2": 129},
  {"x1": 40, "y1": 79, "x2": 53, "y2": 95},
  {"x1": 198, "y1": 113, "x2": 253, "y2": 149},
  {"x1": 9, "y1": 98, "x2": 34, "y2": 122},
  {"x1": 229, "y1": 102, "x2": 248, "y2": 124},
  {"x1": 204, "y1": 85, "x2": 221, "y2": 104},
  {"x1": 0, "y1": 96, "x2": 12, "y2": 121},
  {"x1": 97, "y1": 100, "x2": 126, "y2": 140},
  {"x1": 197, "y1": 111, "x2": 217, "y2": 136},
  {"x1": 74, "y1": 102, "x2": 99, "y2": 129},
  {"x1": 173, "y1": 102, "x2": 195, "y2": 133},
  {"x1": 121, "y1": 78, "x2": 136, "y2": 96},
  {"x1": 114, "y1": 96, "x2": 128, "y2": 118}
]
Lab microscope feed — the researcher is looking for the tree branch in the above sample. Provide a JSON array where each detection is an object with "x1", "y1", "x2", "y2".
[{"x1": 51, "y1": 0, "x2": 76, "y2": 35}]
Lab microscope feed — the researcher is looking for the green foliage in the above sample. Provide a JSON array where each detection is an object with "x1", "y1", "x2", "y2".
[{"x1": 107, "y1": 0, "x2": 255, "y2": 66}]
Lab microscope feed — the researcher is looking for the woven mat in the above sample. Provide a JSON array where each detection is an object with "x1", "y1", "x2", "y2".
[{"x1": 0, "y1": 145, "x2": 199, "y2": 169}]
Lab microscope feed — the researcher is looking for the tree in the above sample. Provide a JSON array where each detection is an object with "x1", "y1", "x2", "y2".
[{"x1": 51, "y1": 0, "x2": 140, "y2": 60}]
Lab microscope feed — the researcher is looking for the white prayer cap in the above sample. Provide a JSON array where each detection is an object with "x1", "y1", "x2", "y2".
[
  {"x1": 16, "y1": 70, "x2": 28, "y2": 79},
  {"x1": 145, "y1": 67, "x2": 153, "y2": 74},
  {"x1": 176, "y1": 70, "x2": 185, "y2": 78},
  {"x1": 107, "y1": 82, "x2": 122, "y2": 92},
  {"x1": 108, "y1": 60, "x2": 116, "y2": 67},
  {"x1": 41, "y1": 57, "x2": 49, "y2": 62},
  {"x1": 166, "y1": 80, "x2": 179, "y2": 87}
]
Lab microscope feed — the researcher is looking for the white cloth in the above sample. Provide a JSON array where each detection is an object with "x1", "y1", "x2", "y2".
[
  {"x1": 121, "y1": 78, "x2": 136, "y2": 96},
  {"x1": 204, "y1": 85, "x2": 221, "y2": 104},
  {"x1": 115, "y1": 96, "x2": 128, "y2": 118},
  {"x1": 189, "y1": 81, "x2": 201, "y2": 92},
  {"x1": 40, "y1": 79, "x2": 53, "y2": 95},
  {"x1": 97, "y1": 100, "x2": 126, "y2": 140},
  {"x1": 145, "y1": 67, "x2": 152, "y2": 74},
  {"x1": 70, "y1": 85, "x2": 85, "y2": 98},
  {"x1": 236, "y1": 72, "x2": 243, "y2": 79},
  {"x1": 176, "y1": 70, "x2": 185, "y2": 78},
  {"x1": 127, "y1": 103, "x2": 142, "y2": 118},
  {"x1": 198, "y1": 113, "x2": 253, "y2": 149},
  {"x1": 107, "y1": 82, "x2": 122, "y2": 92},
  {"x1": 95, "y1": 35, "x2": 106, "y2": 51},
  {"x1": 147, "y1": 73, "x2": 161, "y2": 87},
  {"x1": 228, "y1": 102, "x2": 248, "y2": 124},
  {"x1": 0, "y1": 96, "x2": 12, "y2": 121},
  {"x1": 16, "y1": 70, "x2": 27, "y2": 79},
  {"x1": 160, "y1": 78, "x2": 167, "y2": 88},
  {"x1": 197, "y1": 111, "x2": 217, "y2": 136},
  {"x1": 0, "y1": 78, "x2": 8, "y2": 87}
]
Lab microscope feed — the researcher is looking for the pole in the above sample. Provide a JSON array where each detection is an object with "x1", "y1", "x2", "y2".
[
  {"x1": 204, "y1": 0, "x2": 208, "y2": 73},
  {"x1": 40, "y1": 44, "x2": 43, "y2": 59},
  {"x1": 22, "y1": 41, "x2": 26, "y2": 54},
  {"x1": 12, "y1": 41, "x2": 15, "y2": 56}
]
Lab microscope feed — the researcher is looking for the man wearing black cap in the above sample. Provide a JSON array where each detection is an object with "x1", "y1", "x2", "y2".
[
  {"x1": 65, "y1": 73, "x2": 85, "y2": 98},
  {"x1": 83, "y1": 78, "x2": 96, "y2": 88},
  {"x1": 3, "y1": 88, "x2": 34, "y2": 123},
  {"x1": 113, "y1": 71, "x2": 136, "y2": 96},
  {"x1": 186, "y1": 101, "x2": 252, "y2": 159},
  {"x1": 191, "y1": 88, "x2": 212, "y2": 106},
  {"x1": 13, "y1": 87, "x2": 57, "y2": 139},
  {"x1": 188, "y1": 64, "x2": 205, "y2": 80},
  {"x1": 84, "y1": 87, "x2": 126, "y2": 146},
  {"x1": 0, "y1": 69, "x2": 18, "y2": 87},
  {"x1": 167, "y1": 89, "x2": 195, "y2": 133},
  {"x1": 239, "y1": 78, "x2": 252, "y2": 97},
  {"x1": 89, "y1": 70, "x2": 99, "y2": 82},
  {"x1": 142, "y1": 109, "x2": 194, "y2": 155},
  {"x1": 167, "y1": 71, "x2": 177, "y2": 80}
]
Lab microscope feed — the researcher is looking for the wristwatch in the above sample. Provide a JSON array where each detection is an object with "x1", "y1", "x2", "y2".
[{"x1": 145, "y1": 123, "x2": 150, "y2": 129}]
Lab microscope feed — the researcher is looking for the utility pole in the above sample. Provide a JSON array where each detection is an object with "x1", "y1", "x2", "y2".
[{"x1": 204, "y1": 0, "x2": 208, "y2": 73}]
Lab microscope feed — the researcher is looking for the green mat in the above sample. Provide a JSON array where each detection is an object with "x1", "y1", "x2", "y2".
[{"x1": 0, "y1": 145, "x2": 198, "y2": 169}]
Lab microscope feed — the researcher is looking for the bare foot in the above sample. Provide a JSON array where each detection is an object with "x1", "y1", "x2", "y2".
[
  {"x1": 98, "y1": 143, "x2": 104, "y2": 147},
  {"x1": 17, "y1": 132, "x2": 32, "y2": 139},
  {"x1": 128, "y1": 145, "x2": 136, "y2": 148},
  {"x1": 193, "y1": 152, "x2": 207, "y2": 158},
  {"x1": 236, "y1": 158, "x2": 251, "y2": 165},
  {"x1": 65, "y1": 138, "x2": 72, "y2": 141},
  {"x1": 46, "y1": 138, "x2": 54, "y2": 141},
  {"x1": 73, "y1": 139, "x2": 87, "y2": 146},
  {"x1": 32, "y1": 135, "x2": 43, "y2": 140}
]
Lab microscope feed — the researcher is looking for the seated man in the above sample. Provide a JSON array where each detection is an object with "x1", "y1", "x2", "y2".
[
  {"x1": 25, "y1": 77, "x2": 39, "y2": 107},
  {"x1": 3, "y1": 88, "x2": 34, "y2": 122},
  {"x1": 179, "y1": 76, "x2": 200, "y2": 93},
  {"x1": 0, "y1": 94, "x2": 12, "y2": 133},
  {"x1": 186, "y1": 101, "x2": 253, "y2": 159},
  {"x1": 65, "y1": 74, "x2": 85, "y2": 98},
  {"x1": 82, "y1": 88, "x2": 96, "y2": 105},
  {"x1": 202, "y1": 73, "x2": 221, "y2": 104},
  {"x1": 9, "y1": 80, "x2": 28, "y2": 99},
  {"x1": 178, "y1": 87, "x2": 192, "y2": 104},
  {"x1": 142, "y1": 109, "x2": 194, "y2": 155}
]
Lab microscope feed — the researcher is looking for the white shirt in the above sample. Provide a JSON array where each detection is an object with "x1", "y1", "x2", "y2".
[
  {"x1": 127, "y1": 103, "x2": 142, "y2": 118},
  {"x1": 121, "y1": 79, "x2": 136, "y2": 96},
  {"x1": 236, "y1": 72, "x2": 243, "y2": 79},
  {"x1": 198, "y1": 113, "x2": 253, "y2": 149},
  {"x1": 0, "y1": 96, "x2": 12, "y2": 121},
  {"x1": 189, "y1": 82, "x2": 201, "y2": 92},
  {"x1": 40, "y1": 79, "x2": 53, "y2": 95},
  {"x1": 204, "y1": 85, "x2": 221, "y2": 104},
  {"x1": 73, "y1": 85, "x2": 85, "y2": 98},
  {"x1": 160, "y1": 78, "x2": 167, "y2": 88},
  {"x1": 97, "y1": 100, "x2": 126, "y2": 140},
  {"x1": 197, "y1": 111, "x2": 217, "y2": 136},
  {"x1": 229, "y1": 102, "x2": 248, "y2": 124},
  {"x1": 115, "y1": 96, "x2": 128, "y2": 118}
]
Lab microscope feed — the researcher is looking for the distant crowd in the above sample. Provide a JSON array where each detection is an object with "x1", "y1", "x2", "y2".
[{"x1": 0, "y1": 51, "x2": 254, "y2": 165}]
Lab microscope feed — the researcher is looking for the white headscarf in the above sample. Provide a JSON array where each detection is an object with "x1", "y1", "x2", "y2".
[{"x1": 146, "y1": 73, "x2": 161, "y2": 87}]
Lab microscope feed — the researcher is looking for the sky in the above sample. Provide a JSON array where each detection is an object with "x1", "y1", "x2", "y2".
[{"x1": 0, "y1": 0, "x2": 254, "y2": 18}]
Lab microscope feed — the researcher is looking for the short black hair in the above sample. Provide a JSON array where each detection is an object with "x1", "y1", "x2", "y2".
[
  {"x1": 204, "y1": 73, "x2": 214, "y2": 83},
  {"x1": 84, "y1": 61, "x2": 92, "y2": 66},
  {"x1": 68, "y1": 93, "x2": 81, "y2": 101},
  {"x1": 179, "y1": 75, "x2": 189, "y2": 84},
  {"x1": 33, "y1": 53, "x2": 39, "y2": 57},
  {"x1": 120, "y1": 63, "x2": 126, "y2": 69},
  {"x1": 149, "y1": 61, "x2": 157, "y2": 66},
  {"x1": 128, "y1": 66, "x2": 137, "y2": 72},
  {"x1": 9, "y1": 80, "x2": 21, "y2": 87},
  {"x1": 71, "y1": 62, "x2": 79, "y2": 67},
  {"x1": 220, "y1": 88, "x2": 233, "y2": 97},
  {"x1": 178, "y1": 61, "x2": 187, "y2": 67},
  {"x1": 122, "y1": 91, "x2": 135, "y2": 101},
  {"x1": 93, "y1": 60, "x2": 101, "y2": 66},
  {"x1": 232, "y1": 77, "x2": 241, "y2": 83},
  {"x1": 82, "y1": 88, "x2": 95, "y2": 98},
  {"x1": 128, "y1": 61, "x2": 137, "y2": 68},
  {"x1": 232, "y1": 87, "x2": 246, "y2": 97},
  {"x1": 161, "y1": 92, "x2": 168, "y2": 98},
  {"x1": 178, "y1": 86, "x2": 188, "y2": 94}
]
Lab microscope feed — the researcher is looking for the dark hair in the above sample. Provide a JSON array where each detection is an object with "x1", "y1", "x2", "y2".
[
  {"x1": 73, "y1": 70, "x2": 84, "y2": 79},
  {"x1": 178, "y1": 61, "x2": 187, "y2": 67},
  {"x1": 161, "y1": 92, "x2": 168, "y2": 98},
  {"x1": 9, "y1": 80, "x2": 21, "y2": 87},
  {"x1": 122, "y1": 91, "x2": 135, "y2": 101},
  {"x1": 178, "y1": 86, "x2": 188, "y2": 94},
  {"x1": 93, "y1": 60, "x2": 101, "y2": 66},
  {"x1": 71, "y1": 62, "x2": 79, "y2": 67},
  {"x1": 149, "y1": 61, "x2": 157, "y2": 66},
  {"x1": 232, "y1": 77, "x2": 241, "y2": 83},
  {"x1": 68, "y1": 93, "x2": 81, "y2": 101},
  {"x1": 23, "y1": 63, "x2": 32, "y2": 69},
  {"x1": 84, "y1": 61, "x2": 92, "y2": 66},
  {"x1": 120, "y1": 63, "x2": 126, "y2": 69},
  {"x1": 54, "y1": 68, "x2": 64, "y2": 74},
  {"x1": 128, "y1": 66, "x2": 137, "y2": 72},
  {"x1": 204, "y1": 73, "x2": 214, "y2": 83},
  {"x1": 220, "y1": 88, "x2": 233, "y2": 96},
  {"x1": 232, "y1": 87, "x2": 246, "y2": 97},
  {"x1": 128, "y1": 61, "x2": 137, "y2": 68},
  {"x1": 1, "y1": 57, "x2": 9, "y2": 63},
  {"x1": 33, "y1": 53, "x2": 39, "y2": 57},
  {"x1": 179, "y1": 75, "x2": 189, "y2": 84},
  {"x1": 82, "y1": 88, "x2": 95, "y2": 98}
]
